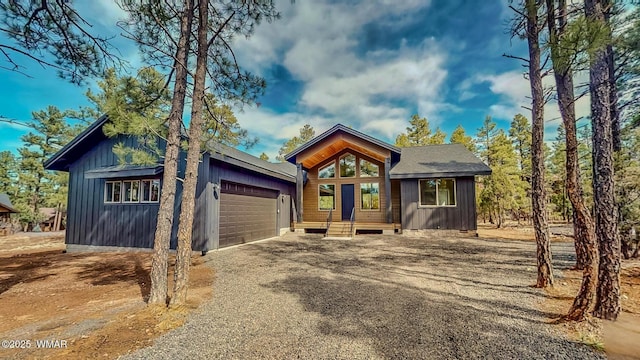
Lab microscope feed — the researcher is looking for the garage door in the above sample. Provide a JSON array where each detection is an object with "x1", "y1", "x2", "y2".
[{"x1": 219, "y1": 182, "x2": 278, "y2": 248}]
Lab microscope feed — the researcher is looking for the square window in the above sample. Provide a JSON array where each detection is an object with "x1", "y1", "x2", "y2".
[
  {"x1": 123, "y1": 180, "x2": 140, "y2": 203},
  {"x1": 360, "y1": 183, "x2": 379, "y2": 210},
  {"x1": 319, "y1": 184, "x2": 335, "y2": 210},
  {"x1": 419, "y1": 178, "x2": 456, "y2": 207}
]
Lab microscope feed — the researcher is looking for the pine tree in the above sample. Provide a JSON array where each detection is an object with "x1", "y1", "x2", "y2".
[
  {"x1": 15, "y1": 106, "x2": 79, "y2": 228},
  {"x1": 449, "y1": 124, "x2": 476, "y2": 153},
  {"x1": 277, "y1": 124, "x2": 316, "y2": 161},
  {"x1": 395, "y1": 114, "x2": 447, "y2": 147},
  {"x1": 0, "y1": 1, "x2": 121, "y2": 84},
  {"x1": 516, "y1": 0, "x2": 553, "y2": 288},
  {"x1": 508, "y1": 114, "x2": 532, "y2": 222},
  {"x1": 546, "y1": 0, "x2": 598, "y2": 320},
  {"x1": 0, "y1": 151, "x2": 17, "y2": 196},
  {"x1": 259, "y1": 153, "x2": 269, "y2": 161},
  {"x1": 585, "y1": 0, "x2": 621, "y2": 320}
]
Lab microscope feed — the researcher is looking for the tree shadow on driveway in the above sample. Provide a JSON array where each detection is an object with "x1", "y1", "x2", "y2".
[{"x1": 264, "y1": 273, "x2": 586, "y2": 359}]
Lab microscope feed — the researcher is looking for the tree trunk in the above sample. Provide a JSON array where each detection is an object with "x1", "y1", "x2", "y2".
[
  {"x1": 171, "y1": 0, "x2": 210, "y2": 306},
  {"x1": 526, "y1": 0, "x2": 553, "y2": 288},
  {"x1": 148, "y1": 0, "x2": 194, "y2": 306},
  {"x1": 546, "y1": 0, "x2": 597, "y2": 319},
  {"x1": 584, "y1": 0, "x2": 621, "y2": 321}
]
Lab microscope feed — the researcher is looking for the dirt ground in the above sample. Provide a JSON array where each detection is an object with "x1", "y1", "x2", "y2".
[
  {"x1": 478, "y1": 223, "x2": 640, "y2": 360},
  {"x1": 0, "y1": 232, "x2": 213, "y2": 360}
]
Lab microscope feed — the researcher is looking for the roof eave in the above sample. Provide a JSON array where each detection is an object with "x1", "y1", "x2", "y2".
[
  {"x1": 209, "y1": 153, "x2": 296, "y2": 183},
  {"x1": 284, "y1": 124, "x2": 400, "y2": 163},
  {"x1": 44, "y1": 114, "x2": 110, "y2": 171},
  {"x1": 390, "y1": 170, "x2": 492, "y2": 179}
]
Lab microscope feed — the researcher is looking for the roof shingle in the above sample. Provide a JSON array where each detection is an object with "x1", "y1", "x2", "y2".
[{"x1": 390, "y1": 144, "x2": 491, "y2": 179}]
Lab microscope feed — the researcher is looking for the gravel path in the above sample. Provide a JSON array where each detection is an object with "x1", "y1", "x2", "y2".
[{"x1": 124, "y1": 233, "x2": 603, "y2": 360}]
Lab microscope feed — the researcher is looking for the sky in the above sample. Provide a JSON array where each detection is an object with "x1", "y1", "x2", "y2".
[{"x1": 0, "y1": 0, "x2": 591, "y2": 160}]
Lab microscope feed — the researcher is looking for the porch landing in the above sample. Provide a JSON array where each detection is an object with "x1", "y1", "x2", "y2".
[{"x1": 294, "y1": 221, "x2": 401, "y2": 233}]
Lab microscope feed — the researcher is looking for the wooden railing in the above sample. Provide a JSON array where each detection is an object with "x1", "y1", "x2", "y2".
[
  {"x1": 325, "y1": 208, "x2": 333, "y2": 237},
  {"x1": 349, "y1": 207, "x2": 355, "y2": 236}
]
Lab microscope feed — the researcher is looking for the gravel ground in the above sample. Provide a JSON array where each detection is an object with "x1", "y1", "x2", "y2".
[{"x1": 124, "y1": 233, "x2": 603, "y2": 360}]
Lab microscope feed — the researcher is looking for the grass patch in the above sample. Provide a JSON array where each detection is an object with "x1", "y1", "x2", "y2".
[{"x1": 577, "y1": 331, "x2": 605, "y2": 352}]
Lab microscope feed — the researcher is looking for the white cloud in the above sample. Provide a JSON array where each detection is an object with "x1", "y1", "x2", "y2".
[
  {"x1": 232, "y1": 0, "x2": 451, "y2": 159},
  {"x1": 471, "y1": 70, "x2": 591, "y2": 135}
]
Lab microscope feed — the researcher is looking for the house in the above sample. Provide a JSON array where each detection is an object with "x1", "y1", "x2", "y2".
[
  {"x1": 44, "y1": 117, "x2": 490, "y2": 252},
  {"x1": 0, "y1": 193, "x2": 18, "y2": 236},
  {"x1": 44, "y1": 115, "x2": 296, "y2": 252},
  {"x1": 38, "y1": 207, "x2": 66, "y2": 232},
  {"x1": 285, "y1": 124, "x2": 491, "y2": 237}
]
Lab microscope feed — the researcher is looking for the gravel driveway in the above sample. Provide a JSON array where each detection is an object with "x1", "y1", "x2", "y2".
[{"x1": 125, "y1": 233, "x2": 603, "y2": 360}]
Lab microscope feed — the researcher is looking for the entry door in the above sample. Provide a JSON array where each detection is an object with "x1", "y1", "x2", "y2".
[{"x1": 341, "y1": 184, "x2": 354, "y2": 221}]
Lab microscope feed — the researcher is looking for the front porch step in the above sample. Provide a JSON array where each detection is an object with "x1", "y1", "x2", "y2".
[{"x1": 326, "y1": 222, "x2": 353, "y2": 237}]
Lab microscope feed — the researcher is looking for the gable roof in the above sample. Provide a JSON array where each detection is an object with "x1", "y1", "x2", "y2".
[
  {"x1": 389, "y1": 144, "x2": 491, "y2": 179},
  {"x1": 207, "y1": 141, "x2": 296, "y2": 182},
  {"x1": 0, "y1": 193, "x2": 17, "y2": 212},
  {"x1": 44, "y1": 115, "x2": 296, "y2": 183},
  {"x1": 44, "y1": 114, "x2": 110, "y2": 171},
  {"x1": 284, "y1": 124, "x2": 401, "y2": 164}
]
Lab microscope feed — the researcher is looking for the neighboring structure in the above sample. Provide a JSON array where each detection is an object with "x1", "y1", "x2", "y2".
[
  {"x1": 38, "y1": 207, "x2": 66, "y2": 232},
  {"x1": 44, "y1": 115, "x2": 295, "y2": 252},
  {"x1": 0, "y1": 193, "x2": 17, "y2": 236},
  {"x1": 285, "y1": 124, "x2": 491, "y2": 236},
  {"x1": 45, "y1": 117, "x2": 490, "y2": 252}
]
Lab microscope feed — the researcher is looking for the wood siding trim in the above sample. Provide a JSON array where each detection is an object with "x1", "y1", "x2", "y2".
[{"x1": 296, "y1": 132, "x2": 392, "y2": 169}]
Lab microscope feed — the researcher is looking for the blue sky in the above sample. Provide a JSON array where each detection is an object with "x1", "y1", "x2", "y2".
[{"x1": 0, "y1": 0, "x2": 590, "y2": 159}]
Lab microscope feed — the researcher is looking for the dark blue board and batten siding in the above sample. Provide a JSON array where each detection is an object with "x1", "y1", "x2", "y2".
[
  {"x1": 66, "y1": 134, "x2": 189, "y2": 250},
  {"x1": 400, "y1": 177, "x2": 477, "y2": 231}
]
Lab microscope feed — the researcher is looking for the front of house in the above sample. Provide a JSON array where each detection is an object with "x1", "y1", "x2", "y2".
[
  {"x1": 45, "y1": 118, "x2": 490, "y2": 252},
  {"x1": 285, "y1": 124, "x2": 491, "y2": 236}
]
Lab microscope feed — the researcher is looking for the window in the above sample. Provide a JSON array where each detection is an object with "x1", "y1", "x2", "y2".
[
  {"x1": 339, "y1": 153, "x2": 356, "y2": 177},
  {"x1": 360, "y1": 183, "x2": 380, "y2": 210},
  {"x1": 419, "y1": 179, "x2": 456, "y2": 206},
  {"x1": 318, "y1": 162, "x2": 335, "y2": 179},
  {"x1": 319, "y1": 184, "x2": 335, "y2": 210},
  {"x1": 105, "y1": 181, "x2": 122, "y2": 203},
  {"x1": 105, "y1": 179, "x2": 160, "y2": 204},
  {"x1": 359, "y1": 159, "x2": 379, "y2": 177},
  {"x1": 142, "y1": 179, "x2": 160, "y2": 202}
]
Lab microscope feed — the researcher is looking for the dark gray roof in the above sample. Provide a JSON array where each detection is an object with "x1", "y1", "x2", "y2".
[
  {"x1": 0, "y1": 193, "x2": 17, "y2": 212},
  {"x1": 284, "y1": 123, "x2": 400, "y2": 162},
  {"x1": 390, "y1": 144, "x2": 491, "y2": 179},
  {"x1": 207, "y1": 141, "x2": 296, "y2": 182},
  {"x1": 84, "y1": 164, "x2": 164, "y2": 179},
  {"x1": 45, "y1": 114, "x2": 296, "y2": 183}
]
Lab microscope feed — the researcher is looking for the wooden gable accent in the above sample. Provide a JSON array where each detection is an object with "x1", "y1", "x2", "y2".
[{"x1": 296, "y1": 132, "x2": 392, "y2": 169}]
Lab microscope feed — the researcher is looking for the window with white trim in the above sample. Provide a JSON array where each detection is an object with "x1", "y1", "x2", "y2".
[
  {"x1": 105, "y1": 181, "x2": 122, "y2": 203},
  {"x1": 105, "y1": 179, "x2": 160, "y2": 204},
  {"x1": 123, "y1": 180, "x2": 140, "y2": 203},
  {"x1": 141, "y1": 179, "x2": 160, "y2": 202},
  {"x1": 419, "y1": 179, "x2": 456, "y2": 206}
]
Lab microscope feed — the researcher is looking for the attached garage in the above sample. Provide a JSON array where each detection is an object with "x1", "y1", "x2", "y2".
[{"x1": 218, "y1": 181, "x2": 279, "y2": 248}]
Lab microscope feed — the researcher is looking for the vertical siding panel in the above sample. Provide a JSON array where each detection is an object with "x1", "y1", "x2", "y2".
[{"x1": 399, "y1": 176, "x2": 477, "y2": 231}]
